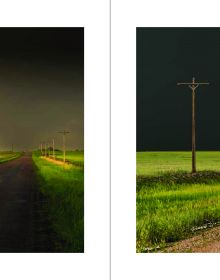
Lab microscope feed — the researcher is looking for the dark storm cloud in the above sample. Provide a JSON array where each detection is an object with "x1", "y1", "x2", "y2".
[
  {"x1": 137, "y1": 27, "x2": 220, "y2": 151},
  {"x1": 0, "y1": 28, "x2": 83, "y2": 151}
]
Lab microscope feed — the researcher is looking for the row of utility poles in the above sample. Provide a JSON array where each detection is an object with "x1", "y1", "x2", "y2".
[{"x1": 40, "y1": 130, "x2": 70, "y2": 163}]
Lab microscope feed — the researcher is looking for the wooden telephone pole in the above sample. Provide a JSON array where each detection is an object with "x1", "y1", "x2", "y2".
[
  {"x1": 48, "y1": 141, "x2": 50, "y2": 157},
  {"x1": 58, "y1": 130, "x2": 70, "y2": 162},
  {"x1": 40, "y1": 143, "x2": 43, "y2": 155},
  {"x1": 177, "y1": 77, "x2": 209, "y2": 173},
  {"x1": 52, "y1": 138, "x2": 55, "y2": 159},
  {"x1": 44, "y1": 142, "x2": 47, "y2": 157}
]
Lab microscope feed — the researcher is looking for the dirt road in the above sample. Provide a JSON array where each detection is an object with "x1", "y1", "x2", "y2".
[
  {"x1": 0, "y1": 154, "x2": 53, "y2": 252},
  {"x1": 164, "y1": 226, "x2": 220, "y2": 253}
]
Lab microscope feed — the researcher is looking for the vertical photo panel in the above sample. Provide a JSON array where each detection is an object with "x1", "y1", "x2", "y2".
[
  {"x1": 136, "y1": 27, "x2": 220, "y2": 253},
  {"x1": 0, "y1": 27, "x2": 84, "y2": 253}
]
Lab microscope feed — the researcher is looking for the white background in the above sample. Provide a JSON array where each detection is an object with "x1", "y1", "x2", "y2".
[
  {"x1": 0, "y1": 1, "x2": 110, "y2": 280},
  {"x1": 0, "y1": 0, "x2": 220, "y2": 279},
  {"x1": 111, "y1": 0, "x2": 219, "y2": 280}
]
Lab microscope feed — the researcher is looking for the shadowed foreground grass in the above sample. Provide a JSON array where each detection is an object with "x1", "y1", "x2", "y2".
[
  {"x1": 136, "y1": 152, "x2": 220, "y2": 253},
  {"x1": 32, "y1": 151, "x2": 84, "y2": 252}
]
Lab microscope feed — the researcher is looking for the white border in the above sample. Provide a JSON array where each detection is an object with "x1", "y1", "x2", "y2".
[
  {"x1": 111, "y1": 0, "x2": 220, "y2": 279},
  {"x1": 0, "y1": 1, "x2": 110, "y2": 280}
]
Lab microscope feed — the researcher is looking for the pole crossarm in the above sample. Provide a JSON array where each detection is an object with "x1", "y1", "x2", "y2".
[
  {"x1": 58, "y1": 130, "x2": 70, "y2": 135},
  {"x1": 177, "y1": 77, "x2": 209, "y2": 90},
  {"x1": 177, "y1": 82, "x2": 209, "y2": 85}
]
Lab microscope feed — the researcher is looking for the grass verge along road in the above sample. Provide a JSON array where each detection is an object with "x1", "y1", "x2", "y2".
[
  {"x1": 32, "y1": 151, "x2": 84, "y2": 252},
  {"x1": 0, "y1": 151, "x2": 22, "y2": 163}
]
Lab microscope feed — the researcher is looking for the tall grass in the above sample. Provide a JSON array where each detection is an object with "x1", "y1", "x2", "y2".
[
  {"x1": 32, "y1": 151, "x2": 84, "y2": 252},
  {"x1": 136, "y1": 152, "x2": 220, "y2": 252}
]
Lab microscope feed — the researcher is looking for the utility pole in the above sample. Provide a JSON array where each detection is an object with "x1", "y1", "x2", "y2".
[
  {"x1": 52, "y1": 138, "x2": 55, "y2": 159},
  {"x1": 40, "y1": 143, "x2": 43, "y2": 155},
  {"x1": 177, "y1": 77, "x2": 209, "y2": 173},
  {"x1": 44, "y1": 142, "x2": 47, "y2": 157},
  {"x1": 48, "y1": 142, "x2": 50, "y2": 157},
  {"x1": 58, "y1": 130, "x2": 70, "y2": 163}
]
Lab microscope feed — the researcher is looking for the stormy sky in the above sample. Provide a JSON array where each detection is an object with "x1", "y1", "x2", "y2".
[
  {"x1": 137, "y1": 27, "x2": 220, "y2": 151},
  {"x1": 0, "y1": 28, "x2": 83, "y2": 151}
]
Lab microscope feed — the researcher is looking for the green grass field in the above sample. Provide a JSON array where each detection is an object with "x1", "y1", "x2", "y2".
[
  {"x1": 136, "y1": 151, "x2": 220, "y2": 252},
  {"x1": 32, "y1": 151, "x2": 84, "y2": 252},
  {"x1": 0, "y1": 151, "x2": 22, "y2": 163},
  {"x1": 137, "y1": 151, "x2": 220, "y2": 176},
  {"x1": 54, "y1": 150, "x2": 84, "y2": 168}
]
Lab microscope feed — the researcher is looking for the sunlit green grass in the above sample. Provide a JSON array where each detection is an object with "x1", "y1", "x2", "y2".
[
  {"x1": 32, "y1": 151, "x2": 84, "y2": 252},
  {"x1": 54, "y1": 150, "x2": 84, "y2": 168},
  {"x1": 137, "y1": 151, "x2": 220, "y2": 176},
  {"x1": 0, "y1": 151, "x2": 22, "y2": 163},
  {"x1": 136, "y1": 151, "x2": 220, "y2": 252}
]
